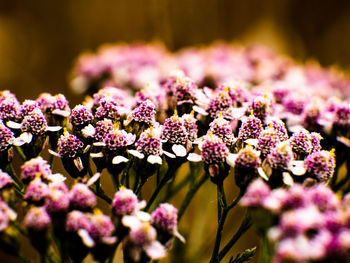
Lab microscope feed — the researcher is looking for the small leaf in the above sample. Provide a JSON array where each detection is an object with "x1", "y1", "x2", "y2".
[{"x1": 230, "y1": 247, "x2": 256, "y2": 263}]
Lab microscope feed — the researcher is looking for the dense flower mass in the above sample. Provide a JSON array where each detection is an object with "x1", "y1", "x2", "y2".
[{"x1": 0, "y1": 43, "x2": 350, "y2": 263}]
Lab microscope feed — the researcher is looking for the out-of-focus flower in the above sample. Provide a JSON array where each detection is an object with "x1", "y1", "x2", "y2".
[
  {"x1": 112, "y1": 187, "x2": 145, "y2": 217},
  {"x1": 304, "y1": 150, "x2": 335, "y2": 183}
]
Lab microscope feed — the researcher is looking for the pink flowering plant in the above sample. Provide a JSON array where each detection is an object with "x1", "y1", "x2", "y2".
[{"x1": 0, "y1": 43, "x2": 349, "y2": 263}]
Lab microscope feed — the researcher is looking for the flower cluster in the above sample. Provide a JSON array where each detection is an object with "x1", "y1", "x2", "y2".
[
  {"x1": 0, "y1": 42, "x2": 349, "y2": 263},
  {"x1": 241, "y1": 180, "x2": 350, "y2": 262}
]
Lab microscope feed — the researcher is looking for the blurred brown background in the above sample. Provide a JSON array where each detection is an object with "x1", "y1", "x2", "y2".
[
  {"x1": 1, "y1": 0, "x2": 350, "y2": 104},
  {"x1": 1, "y1": 0, "x2": 350, "y2": 262}
]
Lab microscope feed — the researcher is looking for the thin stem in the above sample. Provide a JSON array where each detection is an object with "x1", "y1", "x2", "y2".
[
  {"x1": 135, "y1": 178, "x2": 147, "y2": 196},
  {"x1": 15, "y1": 146, "x2": 27, "y2": 161},
  {"x1": 164, "y1": 175, "x2": 191, "y2": 201},
  {"x1": 90, "y1": 187, "x2": 112, "y2": 204},
  {"x1": 121, "y1": 159, "x2": 133, "y2": 186},
  {"x1": 178, "y1": 174, "x2": 208, "y2": 221},
  {"x1": 209, "y1": 186, "x2": 243, "y2": 263},
  {"x1": 145, "y1": 169, "x2": 174, "y2": 212},
  {"x1": 210, "y1": 181, "x2": 228, "y2": 263},
  {"x1": 6, "y1": 164, "x2": 24, "y2": 190},
  {"x1": 218, "y1": 214, "x2": 252, "y2": 261}
]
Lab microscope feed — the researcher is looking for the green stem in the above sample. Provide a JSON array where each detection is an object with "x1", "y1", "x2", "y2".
[
  {"x1": 178, "y1": 174, "x2": 208, "y2": 221},
  {"x1": 209, "y1": 181, "x2": 228, "y2": 263},
  {"x1": 209, "y1": 186, "x2": 243, "y2": 263},
  {"x1": 90, "y1": 187, "x2": 112, "y2": 204},
  {"x1": 6, "y1": 164, "x2": 24, "y2": 191},
  {"x1": 164, "y1": 175, "x2": 191, "y2": 201},
  {"x1": 145, "y1": 168, "x2": 174, "y2": 212},
  {"x1": 218, "y1": 214, "x2": 252, "y2": 261},
  {"x1": 15, "y1": 146, "x2": 27, "y2": 161},
  {"x1": 259, "y1": 235, "x2": 272, "y2": 263},
  {"x1": 121, "y1": 159, "x2": 133, "y2": 186}
]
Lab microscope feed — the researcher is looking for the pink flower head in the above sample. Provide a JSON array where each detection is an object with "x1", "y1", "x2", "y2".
[
  {"x1": 21, "y1": 108, "x2": 48, "y2": 135},
  {"x1": 0, "y1": 170, "x2": 13, "y2": 190},
  {"x1": 130, "y1": 99, "x2": 156, "y2": 125},
  {"x1": 69, "y1": 183, "x2": 97, "y2": 211},
  {"x1": 161, "y1": 112, "x2": 188, "y2": 145},
  {"x1": 25, "y1": 177, "x2": 50, "y2": 204},
  {"x1": 58, "y1": 130, "x2": 84, "y2": 159},
  {"x1": 21, "y1": 157, "x2": 52, "y2": 183},
  {"x1": 151, "y1": 203, "x2": 178, "y2": 235},
  {"x1": 240, "y1": 179, "x2": 271, "y2": 207},
  {"x1": 0, "y1": 122, "x2": 14, "y2": 151},
  {"x1": 200, "y1": 133, "x2": 229, "y2": 165},
  {"x1": 304, "y1": 150, "x2": 335, "y2": 183},
  {"x1": 207, "y1": 89, "x2": 233, "y2": 118},
  {"x1": 208, "y1": 114, "x2": 235, "y2": 147},
  {"x1": 70, "y1": 105, "x2": 94, "y2": 128},
  {"x1": 182, "y1": 113, "x2": 198, "y2": 142},
  {"x1": 94, "y1": 97, "x2": 120, "y2": 121},
  {"x1": 238, "y1": 114, "x2": 263, "y2": 140},
  {"x1": 24, "y1": 206, "x2": 51, "y2": 232},
  {"x1": 136, "y1": 127, "x2": 163, "y2": 156},
  {"x1": 112, "y1": 187, "x2": 145, "y2": 216},
  {"x1": 257, "y1": 126, "x2": 280, "y2": 157}
]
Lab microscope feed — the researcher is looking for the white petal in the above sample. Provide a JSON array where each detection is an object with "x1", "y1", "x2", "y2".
[
  {"x1": 13, "y1": 132, "x2": 33, "y2": 146},
  {"x1": 135, "y1": 211, "x2": 151, "y2": 222},
  {"x1": 137, "y1": 200, "x2": 147, "y2": 210},
  {"x1": 290, "y1": 160, "x2": 306, "y2": 176},
  {"x1": 46, "y1": 126, "x2": 62, "y2": 132},
  {"x1": 126, "y1": 134, "x2": 136, "y2": 145},
  {"x1": 47, "y1": 173, "x2": 66, "y2": 183},
  {"x1": 48, "y1": 149, "x2": 61, "y2": 157},
  {"x1": 244, "y1": 138, "x2": 258, "y2": 147},
  {"x1": 7, "y1": 208, "x2": 17, "y2": 221},
  {"x1": 52, "y1": 109, "x2": 70, "y2": 117},
  {"x1": 172, "y1": 144, "x2": 187, "y2": 157},
  {"x1": 13, "y1": 138, "x2": 26, "y2": 146},
  {"x1": 74, "y1": 157, "x2": 84, "y2": 172},
  {"x1": 288, "y1": 124, "x2": 304, "y2": 133},
  {"x1": 93, "y1": 142, "x2": 106, "y2": 147},
  {"x1": 225, "y1": 153, "x2": 238, "y2": 167},
  {"x1": 174, "y1": 229, "x2": 186, "y2": 243},
  {"x1": 78, "y1": 229, "x2": 95, "y2": 248},
  {"x1": 282, "y1": 172, "x2": 294, "y2": 186},
  {"x1": 101, "y1": 236, "x2": 117, "y2": 245},
  {"x1": 147, "y1": 155, "x2": 162, "y2": 164},
  {"x1": 187, "y1": 153, "x2": 202, "y2": 162},
  {"x1": 112, "y1": 155, "x2": 129, "y2": 164},
  {"x1": 163, "y1": 151, "x2": 176, "y2": 158},
  {"x1": 192, "y1": 105, "x2": 208, "y2": 116},
  {"x1": 122, "y1": 215, "x2": 142, "y2": 229},
  {"x1": 337, "y1": 136, "x2": 350, "y2": 148},
  {"x1": 90, "y1": 152, "x2": 104, "y2": 158},
  {"x1": 81, "y1": 124, "x2": 95, "y2": 138},
  {"x1": 231, "y1": 107, "x2": 246, "y2": 119},
  {"x1": 22, "y1": 132, "x2": 33, "y2": 143},
  {"x1": 87, "y1": 173, "x2": 101, "y2": 186},
  {"x1": 258, "y1": 167, "x2": 269, "y2": 181},
  {"x1": 144, "y1": 241, "x2": 166, "y2": 260},
  {"x1": 123, "y1": 118, "x2": 132, "y2": 126},
  {"x1": 128, "y1": 149, "x2": 145, "y2": 159},
  {"x1": 6, "y1": 121, "x2": 21, "y2": 129},
  {"x1": 83, "y1": 145, "x2": 91, "y2": 154}
]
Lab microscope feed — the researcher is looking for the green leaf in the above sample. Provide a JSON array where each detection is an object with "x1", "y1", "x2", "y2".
[{"x1": 229, "y1": 247, "x2": 256, "y2": 263}]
